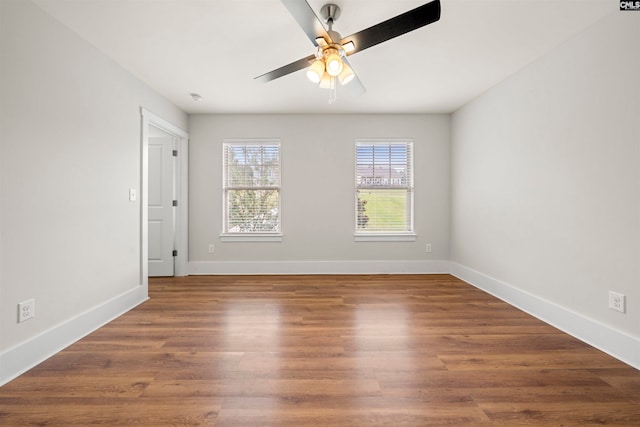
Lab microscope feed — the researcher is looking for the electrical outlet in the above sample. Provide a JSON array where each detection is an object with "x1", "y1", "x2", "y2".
[
  {"x1": 208, "y1": 244, "x2": 215, "y2": 254},
  {"x1": 18, "y1": 299, "x2": 35, "y2": 323},
  {"x1": 425, "y1": 243, "x2": 432, "y2": 253},
  {"x1": 608, "y1": 291, "x2": 625, "y2": 313}
]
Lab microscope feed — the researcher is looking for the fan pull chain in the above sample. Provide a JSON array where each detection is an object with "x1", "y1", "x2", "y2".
[{"x1": 328, "y1": 76, "x2": 337, "y2": 104}]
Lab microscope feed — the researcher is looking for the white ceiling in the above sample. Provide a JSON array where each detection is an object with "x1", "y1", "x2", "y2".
[{"x1": 33, "y1": 0, "x2": 614, "y2": 114}]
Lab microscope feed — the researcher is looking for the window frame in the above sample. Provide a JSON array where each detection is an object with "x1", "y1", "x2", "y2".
[
  {"x1": 220, "y1": 139, "x2": 283, "y2": 242},
  {"x1": 354, "y1": 139, "x2": 416, "y2": 242}
]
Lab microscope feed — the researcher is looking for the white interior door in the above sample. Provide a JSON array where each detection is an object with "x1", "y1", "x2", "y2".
[{"x1": 148, "y1": 127, "x2": 175, "y2": 277}]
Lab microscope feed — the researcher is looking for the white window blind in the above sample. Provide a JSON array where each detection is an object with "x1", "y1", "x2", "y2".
[
  {"x1": 355, "y1": 140, "x2": 413, "y2": 233},
  {"x1": 223, "y1": 141, "x2": 281, "y2": 234}
]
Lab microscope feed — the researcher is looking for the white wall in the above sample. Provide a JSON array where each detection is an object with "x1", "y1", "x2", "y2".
[
  {"x1": 451, "y1": 12, "x2": 640, "y2": 367},
  {"x1": 188, "y1": 114, "x2": 450, "y2": 274},
  {"x1": 0, "y1": 0, "x2": 187, "y2": 384}
]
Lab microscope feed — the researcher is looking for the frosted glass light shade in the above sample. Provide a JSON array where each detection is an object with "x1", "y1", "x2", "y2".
[
  {"x1": 319, "y1": 72, "x2": 333, "y2": 89},
  {"x1": 325, "y1": 52, "x2": 343, "y2": 76},
  {"x1": 338, "y1": 63, "x2": 355, "y2": 85},
  {"x1": 306, "y1": 60, "x2": 325, "y2": 83}
]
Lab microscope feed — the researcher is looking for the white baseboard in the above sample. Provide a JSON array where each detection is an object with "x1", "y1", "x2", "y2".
[
  {"x1": 188, "y1": 260, "x2": 450, "y2": 275},
  {"x1": 0, "y1": 284, "x2": 148, "y2": 386},
  {"x1": 450, "y1": 262, "x2": 640, "y2": 370}
]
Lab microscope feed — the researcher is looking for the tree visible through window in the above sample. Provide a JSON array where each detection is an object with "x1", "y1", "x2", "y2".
[
  {"x1": 223, "y1": 141, "x2": 280, "y2": 233},
  {"x1": 355, "y1": 141, "x2": 413, "y2": 233}
]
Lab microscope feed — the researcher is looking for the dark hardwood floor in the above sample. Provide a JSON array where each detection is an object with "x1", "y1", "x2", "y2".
[{"x1": 1, "y1": 274, "x2": 639, "y2": 426}]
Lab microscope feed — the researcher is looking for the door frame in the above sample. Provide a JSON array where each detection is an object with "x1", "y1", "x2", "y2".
[{"x1": 140, "y1": 108, "x2": 189, "y2": 285}]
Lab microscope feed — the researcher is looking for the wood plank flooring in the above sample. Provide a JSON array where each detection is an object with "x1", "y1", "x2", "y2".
[{"x1": 1, "y1": 274, "x2": 639, "y2": 426}]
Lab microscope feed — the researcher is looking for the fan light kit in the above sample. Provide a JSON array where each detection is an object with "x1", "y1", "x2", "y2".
[
  {"x1": 304, "y1": 4, "x2": 354, "y2": 103},
  {"x1": 256, "y1": 0, "x2": 441, "y2": 104}
]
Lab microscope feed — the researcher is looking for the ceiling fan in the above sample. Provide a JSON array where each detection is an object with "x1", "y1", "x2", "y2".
[{"x1": 255, "y1": 0, "x2": 441, "y2": 103}]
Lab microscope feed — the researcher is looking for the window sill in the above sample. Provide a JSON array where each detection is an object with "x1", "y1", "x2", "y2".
[
  {"x1": 353, "y1": 233, "x2": 417, "y2": 242},
  {"x1": 220, "y1": 233, "x2": 283, "y2": 242}
]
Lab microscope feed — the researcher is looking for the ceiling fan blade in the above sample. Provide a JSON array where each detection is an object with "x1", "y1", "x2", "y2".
[
  {"x1": 281, "y1": 0, "x2": 332, "y2": 46},
  {"x1": 255, "y1": 54, "x2": 316, "y2": 83},
  {"x1": 340, "y1": 0, "x2": 441, "y2": 56},
  {"x1": 341, "y1": 58, "x2": 366, "y2": 97}
]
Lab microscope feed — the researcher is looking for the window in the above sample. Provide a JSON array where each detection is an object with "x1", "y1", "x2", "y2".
[
  {"x1": 222, "y1": 141, "x2": 281, "y2": 240},
  {"x1": 355, "y1": 140, "x2": 414, "y2": 240}
]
